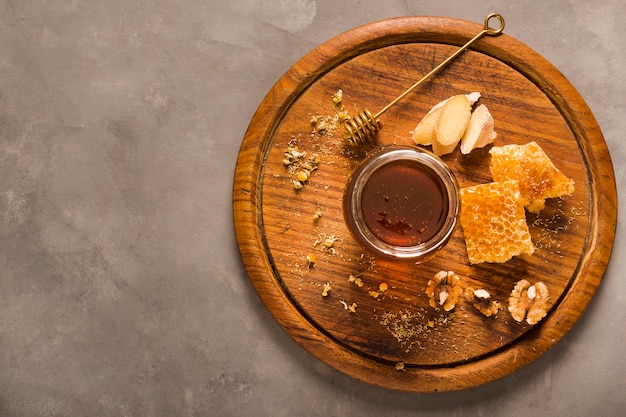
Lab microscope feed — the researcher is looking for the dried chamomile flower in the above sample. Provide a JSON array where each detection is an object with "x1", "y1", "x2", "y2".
[
  {"x1": 336, "y1": 109, "x2": 349, "y2": 121},
  {"x1": 426, "y1": 271, "x2": 462, "y2": 311},
  {"x1": 368, "y1": 282, "x2": 388, "y2": 299},
  {"x1": 283, "y1": 145, "x2": 306, "y2": 167},
  {"x1": 348, "y1": 273, "x2": 364, "y2": 287},
  {"x1": 296, "y1": 170, "x2": 310, "y2": 183},
  {"x1": 465, "y1": 287, "x2": 502, "y2": 317},
  {"x1": 301, "y1": 153, "x2": 320, "y2": 172},
  {"x1": 508, "y1": 279, "x2": 550, "y2": 324},
  {"x1": 311, "y1": 115, "x2": 331, "y2": 134},
  {"x1": 313, "y1": 206, "x2": 323, "y2": 222},
  {"x1": 332, "y1": 89, "x2": 348, "y2": 118},
  {"x1": 332, "y1": 89, "x2": 343, "y2": 106},
  {"x1": 323, "y1": 235, "x2": 336, "y2": 249},
  {"x1": 306, "y1": 253, "x2": 316, "y2": 269},
  {"x1": 339, "y1": 300, "x2": 357, "y2": 312},
  {"x1": 321, "y1": 282, "x2": 332, "y2": 297},
  {"x1": 292, "y1": 153, "x2": 321, "y2": 190}
]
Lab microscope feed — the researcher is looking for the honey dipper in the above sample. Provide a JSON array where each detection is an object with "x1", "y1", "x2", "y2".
[{"x1": 344, "y1": 13, "x2": 505, "y2": 146}]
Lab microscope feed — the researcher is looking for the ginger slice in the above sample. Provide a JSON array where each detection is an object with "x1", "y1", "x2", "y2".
[
  {"x1": 489, "y1": 141, "x2": 575, "y2": 213},
  {"x1": 459, "y1": 180, "x2": 535, "y2": 264},
  {"x1": 435, "y1": 94, "x2": 472, "y2": 146},
  {"x1": 431, "y1": 132, "x2": 458, "y2": 156},
  {"x1": 412, "y1": 106, "x2": 441, "y2": 146},
  {"x1": 460, "y1": 104, "x2": 497, "y2": 154}
]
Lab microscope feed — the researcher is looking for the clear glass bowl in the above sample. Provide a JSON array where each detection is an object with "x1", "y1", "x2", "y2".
[{"x1": 344, "y1": 145, "x2": 460, "y2": 263}]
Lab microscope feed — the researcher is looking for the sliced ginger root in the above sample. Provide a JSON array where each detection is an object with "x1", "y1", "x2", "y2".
[
  {"x1": 432, "y1": 125, "x2": 459, "y2": 156},
  {"x1": 435, "y1": 94, "x2": 472, "y2": 146},
  {"x1": 460, "y1": 104, "x2": 497, "y2": 154},
  {"x1": 412, "y1": 106, "x2": 441, "y2": 146},
  {"x1": 412, "y1": 92, "x2": 493, "y2": 156}
]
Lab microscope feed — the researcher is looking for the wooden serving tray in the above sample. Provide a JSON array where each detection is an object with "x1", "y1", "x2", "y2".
[{"x1": 233, "y1": 16, "x2": 617, "y2": 392}]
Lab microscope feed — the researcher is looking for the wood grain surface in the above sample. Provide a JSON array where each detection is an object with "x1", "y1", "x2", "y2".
[{"x1": 233, "y1": 16, "x2": 617, "y2": 392}]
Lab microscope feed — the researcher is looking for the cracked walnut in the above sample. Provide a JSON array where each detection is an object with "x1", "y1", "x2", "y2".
[{"x1": 426, "y1": 271, "x2": 462, "y2": 311}]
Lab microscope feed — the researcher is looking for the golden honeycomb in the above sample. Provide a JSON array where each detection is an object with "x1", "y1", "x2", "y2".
[
  {"x1": 489, "y1": 141, "x2": 575, "y2": 213},
  {"x1": 459, "y1": 180, "x2": 535, "y2": 264}
]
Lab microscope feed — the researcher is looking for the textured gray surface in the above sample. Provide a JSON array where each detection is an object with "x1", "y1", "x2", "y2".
[{"x1": 1, "y1": 0, "x2": 624, "y2": 416}]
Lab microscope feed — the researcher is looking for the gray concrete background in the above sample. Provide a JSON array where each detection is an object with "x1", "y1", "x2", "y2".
[{"x1": 1, "y1": 0, "x2": 624, "y2": 416}]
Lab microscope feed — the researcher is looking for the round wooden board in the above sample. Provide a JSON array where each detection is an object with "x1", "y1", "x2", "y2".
[{"x1": 233, "y1": 16, "x2": 617, "y2": 392}]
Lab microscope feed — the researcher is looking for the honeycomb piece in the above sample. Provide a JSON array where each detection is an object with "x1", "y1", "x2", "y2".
[
  {"x1": 489, "y1": 142, "x2": 575, "y2": 213},
  {"x1": 459, "y1": 180, "x2": 535, "y2": 264}
]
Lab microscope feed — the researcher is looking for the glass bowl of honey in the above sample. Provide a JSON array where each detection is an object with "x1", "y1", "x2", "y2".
[{"x1": 344, "y1": 145, "x2": 460, "y2": 263}]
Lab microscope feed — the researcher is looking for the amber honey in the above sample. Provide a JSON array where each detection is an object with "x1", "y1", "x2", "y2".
[
  {"x1": 344, "y1": 146, "x2": 459, "y2": 262},
  {"x1": 361, "y1": 161, "x2": 448, "y2": 246}
]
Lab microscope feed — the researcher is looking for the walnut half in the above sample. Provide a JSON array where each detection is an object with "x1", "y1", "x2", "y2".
[
  {"x1": 465, "y1": 287, "x2": 502, "y2": 317},
  {"x1": 508, "y1": 279, "x2": 550, "y2": 325},
  {"x1": 426, "y1": 271, "x2": 462, "y2": 311}
]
